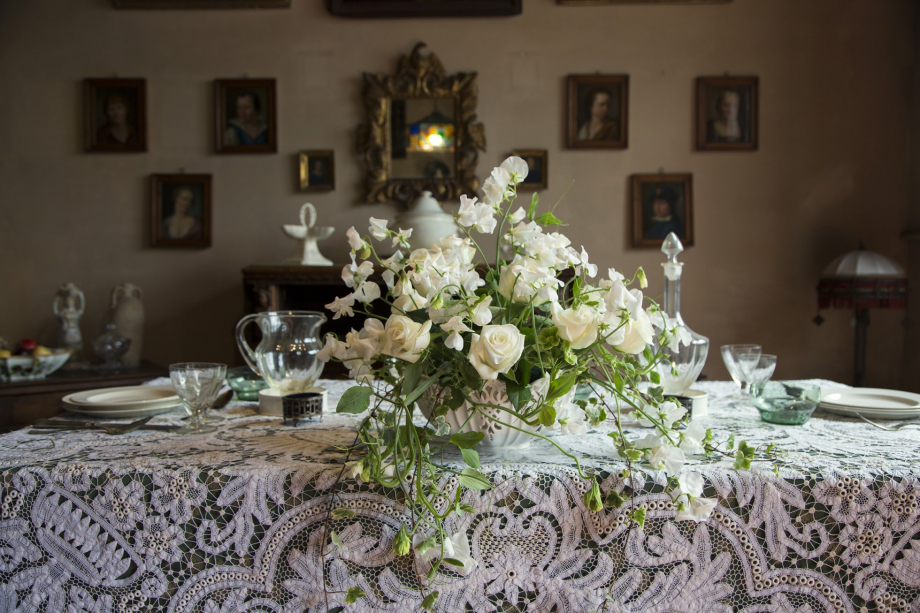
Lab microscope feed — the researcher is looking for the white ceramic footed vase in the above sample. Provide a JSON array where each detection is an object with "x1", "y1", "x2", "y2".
[
  {"x1": 110, "y1": 283, "x2": 144, "y2": 368},
  {"x1": 418, "y1": 380, "x2": 538, "y2": 450}
]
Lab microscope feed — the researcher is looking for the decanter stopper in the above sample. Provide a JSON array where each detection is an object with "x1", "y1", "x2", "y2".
[{"x1": 661, "y1": 232, "x2": 684, "y2": 283}]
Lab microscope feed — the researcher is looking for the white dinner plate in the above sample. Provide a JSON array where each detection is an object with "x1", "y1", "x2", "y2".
[
  {"x1": 818, "y1": 388, "x2": 920, "y2": 420},
  {"x1": 68, "y1": 385, "x2": 179, "y2": 407},
  {"x1": 61, "y1": 401, "x2": 184, "y2": 418}
]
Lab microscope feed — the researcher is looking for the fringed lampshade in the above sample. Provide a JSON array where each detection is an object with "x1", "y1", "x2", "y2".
[{"x1": 816, "y1": 245, "x2": 907, "y2": 386}]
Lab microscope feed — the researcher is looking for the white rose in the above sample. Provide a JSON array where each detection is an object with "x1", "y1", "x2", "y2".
[
  {"x1": 381, "y1": 315, "x2": 432, "y2": 363},
  {"x1": 468, "y1": 324, "x2": 525, "y2": 380},
  {"x1": 614, "y1": 309, "x2": 654, "y2": 355},
  {"x1": 551, "y1": 303, "x2": 600, "y2": 349}
]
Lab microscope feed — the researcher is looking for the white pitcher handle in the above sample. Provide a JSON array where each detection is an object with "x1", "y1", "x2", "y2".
[{"x1": 299, "y1": 203, "x2": 317, "y2": 229}]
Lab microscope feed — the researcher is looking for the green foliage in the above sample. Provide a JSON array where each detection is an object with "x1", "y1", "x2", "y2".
[
  {"x1": 344, "y1": 587, "x2": 366, "y2": 604},
  {"x1": 734, "y1": 440, "x2": 755, "y2": 470},
  {"x1": 605, "y1": 489, "x2": 626, "y2": 509},
  {"x1": 402, "y1": 361, "x2": 423, "y2": 397},
  {"x1": 539, "y1": 404, "x2": 557, "y2": 428},
  {"x1": 527, "y1": 192, "x2": 539, "y2": 220},
  {"x1": 458, "y1": 468, "x2": 491, "y2": 490},
  {"x1": 461, "y1": 448, "x2": 481, "y2": 469},
  {"x1": 535, "y1": 211, "x2": 565, "y2": 226},
  {"x1": 336, "y1": 386, "x2": 372, "y2": 414},
  {"x1": 584, "y1": 480, "x2": 603, "y2": 512},
  {"x1": 628, "y1": 507, "x2": 646, "y2": 529},
  {"x1": 505, "y1": 379, "x2": 532, "y2": 411},
  {"x1": 331, "y1": 508, "x2": 355, "y2": 520},
  {"x1": 421, "y1": 592, "x2": 439, "y2": 611},
  {"x1": 393, "y1": 526, "x2": 411, "y2": 556},
  {"x1": 450, "y1": 431, "x2": 485, "y2": 449}
]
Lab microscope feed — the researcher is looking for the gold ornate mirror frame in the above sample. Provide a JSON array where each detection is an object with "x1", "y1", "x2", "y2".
[{"x1": 358, "y1": 43, "x2": 486, "y2": 205}]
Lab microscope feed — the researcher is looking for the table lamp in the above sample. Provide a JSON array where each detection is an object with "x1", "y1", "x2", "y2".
[{"x1": 815, "y1": 243, "x2": 907, "y2": 386}]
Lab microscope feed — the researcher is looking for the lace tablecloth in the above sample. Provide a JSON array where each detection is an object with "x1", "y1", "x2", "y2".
[{"x1": 0, "y1": 378, "x2": 917, "y2": 613}]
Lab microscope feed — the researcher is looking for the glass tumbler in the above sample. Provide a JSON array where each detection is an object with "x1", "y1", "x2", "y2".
[
  {"x1": 721, "y1": 344, "x2": 762, "y2": 396},
  {"x1": 738, "y1": 354, "x2": 777, "y2": 389},
  {"x1": 169, "y1": 362, "x2": 227, "y2": 435}
]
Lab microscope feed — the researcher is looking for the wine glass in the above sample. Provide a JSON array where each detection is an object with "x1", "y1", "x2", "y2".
[
  {"x1": 170, "y1": 363, "x2": 227, "y2": 435},
  {"x1": 721, "y1": 344, "x2": 761, "y2": 396},
  {"x1": 738, "y1": 354, "x2": 777, "y2": 389}
]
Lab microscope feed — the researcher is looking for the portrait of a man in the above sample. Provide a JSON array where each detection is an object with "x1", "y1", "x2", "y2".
[
  {"x1": 631, "y1": 174, "x2": 694, "y2": 248},
  {"x1": 567, "y1": 75, "x2": 629, "y2": 149},
  {"x1": 299, "y1": 151, "x2": 335, "y2": 192},
  {"x1": 84, "y1": 78, "x2": 147, "y2": 152},
  {"x1": 215, "y1": 79, "x2": 277, "y2": 153},
  {"x1": 150, "y1": 174, "x2": 212, "y2": 248},
  {"x1": 696, "y1": 76, "x2": 758, "y2": 151}
]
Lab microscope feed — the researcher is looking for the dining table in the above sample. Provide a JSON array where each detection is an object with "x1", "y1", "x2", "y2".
[{"x1": 0, "y1": 377, "x2": 917, "y2": 613}]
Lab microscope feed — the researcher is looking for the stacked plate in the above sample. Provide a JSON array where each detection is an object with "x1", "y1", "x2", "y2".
[
  {"x1": 62, "y1": 385, "x2": 184, "y2": 418},
  {"x1": 819, "y1": 388, "x2": 920, "y2": 420}
]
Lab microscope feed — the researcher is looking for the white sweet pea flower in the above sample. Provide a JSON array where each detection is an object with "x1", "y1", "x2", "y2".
[
  {"x1": 392, "y1": 228, "x2": 413, "y2": 248},
  {"x1": 381, "y1": 250, "x2": 404, "y2": 289},
  {"x1": 412, "y1": 532, "x2": 477, "y2": 576},
  {"x1": 648, "y1": 444, "x2": 686, "y2": 477},
  {"x1": 326, "y1": 294, "x2": 356, "y2": 319},
  {"x1": 317, "y1": 334, "x2": 347, "y2": 362},
  {"x1": 577, "y1": 247, "x2": 598, "y2": 278},
  {"x1": 346, "y1": 226, "x2": 367, "y2": 252},
  {"x1": 500, "y1": 155, "x2": 529, "y2": 184},
  {"x1": 381, "y1": 315, "x2": 432, "y2": 363},
  {"x1": 470, "y1": 296, "x2": 493, "y2": 326},
  {"x1": 678, "y1": 471, "x2": 705, "y2": 499},
  {"x1": 457, "y1": 195, "x2": 497, "y2": 234},
  {"x1": 555, "y1": 398, "x2": 588, "y2": 435},
  {"x1": 342, "y1": 256, "x2": 374, "y2": 289},
  {"x1": 457, "y1": 195, "x2": 480, "y2": 228},
  {"x1": 481, "y1": 177, "x2": 505, "y2": 206},
  {"x1": 440, "y1": 316, "x2": 472, "y2": 351},
  {"x1": 354, "y1": 281, "x2": 381, "y2": 304},
  {"x1": 368, "y1": 218, "x2": 389, "y2": 241},
  {"x1": 468, "y1": 324, "x2": 525, "y2": 380},
  {"x1": 676, "y1": 497, "x2": 717, "y2": 523},
  {"x1": 551, "y1": 302, "x2": 600, "y2": 349},
  {"x1": 679, "y1": 421, "x2": 707, "y2": 455},
  {"x1": 489, "y1": 166, "x2": 512, "y2": 192},
  {"x1": 508, "y1": 206, "x2": 527, "y2": 224},
  {"x1": 637, "y1": 400, "x2": 687, "y2": 428},
  {"x1": 613, "y1": 308, "x2": 654, "y2": 354},
  {"x1": 392, "y1": 292, "x2": 428, "y2": 314}
]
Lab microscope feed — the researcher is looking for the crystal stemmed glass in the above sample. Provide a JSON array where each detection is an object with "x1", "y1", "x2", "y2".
[
  {"x1": 721, "y1": 344, "x2": 761, "y2": 397},
  {"x1": 169, "y1": 363, "x2": 227, "y2": 435},
  {"x1": 738, "y1": 354, "x2": 777, "y2": 389}
]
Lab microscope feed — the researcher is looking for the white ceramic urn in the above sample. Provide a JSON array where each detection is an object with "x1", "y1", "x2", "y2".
[{"x1": 396, "y1": 191, "x2": 457, "y2": 252}]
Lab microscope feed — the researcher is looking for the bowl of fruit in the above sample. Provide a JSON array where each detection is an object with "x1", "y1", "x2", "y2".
[{"x1": 0, "y1": 338, "x2": 73, "y2": 382}]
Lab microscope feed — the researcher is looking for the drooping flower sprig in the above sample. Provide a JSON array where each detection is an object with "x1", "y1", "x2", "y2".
[{"x1": 317, "y1": 156, "x2": 763, "y2": 608}]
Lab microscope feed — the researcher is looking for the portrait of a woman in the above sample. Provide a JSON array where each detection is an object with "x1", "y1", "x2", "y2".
[
  {"x1": 224, "y1": 91, "x2": 268, "y2": 146},
  {"x1": 163, "y1": 186, "x2": 202, "y2": 240},
  {"x1": 696, "y1": 76, "x2": 758, "y2": 151},
  {"x1": 707, "y1": 89, "x2": 747, "y2": 143},
  {"x1": 577, "y1": 88, "x2": 620, "y2": 142},
  {"x1": 96, "y1": 93, "x2": 138, "y2": 146}
]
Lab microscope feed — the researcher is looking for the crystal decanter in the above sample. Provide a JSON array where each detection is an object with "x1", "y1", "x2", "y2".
[{"x1": 654, "y1": 232, "x2": 709, "y2": 394}]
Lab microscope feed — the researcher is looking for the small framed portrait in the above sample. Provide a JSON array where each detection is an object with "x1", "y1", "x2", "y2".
[
  {"x1": 150, "y1": 174, "x2": 212, "y2": 248},
  {"x1": 567, "y1": 74, "x2": 629, "y2": 149},
  {"x1": 631, "y1": 173, "x2": 694, "y2": 248},
  {"x1": 215, "y1": 79, "x2": 277, "y2": 154},
  {"x1": 512, "y1": 149, "x2": 548, "y2": 191},
  {"x1": 84, "y1": 78, "x2": 147, "y2": 153},
  {"x1": 299, "y1": 151, "x2": 335, "y2": 191},
  {"x1": 696, "y1": 76, "x2": 758, "y2": 151}
]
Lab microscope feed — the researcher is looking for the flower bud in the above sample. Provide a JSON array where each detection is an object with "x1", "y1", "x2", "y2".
[
  {"x1": 584, "y1": 480, "x2": 603, "y2": 513},
  {"x1": 393, "y1": 526, "x2": 411, "y2": 556}
]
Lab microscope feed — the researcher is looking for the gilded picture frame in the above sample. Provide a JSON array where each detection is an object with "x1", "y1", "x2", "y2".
[{"x1": 512, "y1": 149, "x2": 548, "y2": 191}]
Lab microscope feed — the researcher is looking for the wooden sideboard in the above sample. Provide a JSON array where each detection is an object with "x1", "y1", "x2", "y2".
[{"x1": 0, "y1": 360, "x2": 167, "y2": 430}]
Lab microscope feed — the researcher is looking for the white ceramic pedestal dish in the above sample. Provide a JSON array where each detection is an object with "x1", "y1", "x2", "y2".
[{"x1": 258, "y1": 387, "x2": 328, "y2": 416}]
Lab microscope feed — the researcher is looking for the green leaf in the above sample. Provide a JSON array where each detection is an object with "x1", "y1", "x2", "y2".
[
  {"x1": 434, "y1": 416, "x2": 450, "y2": 436},
  {"x1": 563, "y1": 345, "x2": 577, "y2": 365},
  {"x1": 458, "y1": 468, "x2": 491, "y2": 490},
  {"x1": 505, "y1": 379, "x2": 531, "y2": 411},
  {"x1": 547, "y1": 371, "x2": 577, "y2": 402},
  {"x1": 535, "y1": 211, "x2": 564, "y2": 226},
  {"x1": 572, "y1": 277, "x2": 582, "y2": 298},
  {"x1": 404, "y1": 365, "x2": 450, "y2": 406},
  {"x1": 614, "y1": 371, "x2": 624, "y2": 393},
  {"x1": 528, "y1": 192, "x2": 539, "y2": 220},
  {"x1": 460, "y1": 362, "x2": 484, "y2": 391},
  {"x1": 415, "y1": 536, "x2": 436, "y2": 555},
  {"x1": 443, "y1": 558, "x2": 466, "y2": 567},
  {"x1": 446, "y1": 387, "x2": 466, "y2": 410},
  {"x1": 458, "y1": 503, "x2": 475, "y2": 514},
  {"x1": 331, "y1": 508, "x2": 355, "y2": 520},
  {"x1": 649, "y1": 371, "x2": 661, "y2": 384},
  {"x1": 642, "y1": 346, "x2": 655, "y2": 364},
  {"x1": 461, "y1": 448, "x2": 480, "y2": 469},
  {"x1": 726, "y1": 434, "x2": 736, "y2": 450},
  {"x1": 625, "y1": 448, "x2": 643, "y2": 462},
  {"x1": 330, "y1": 530, "x2": 344, "y2": 551},
  {"x1": 539, "y1": 404, "x2": 556, "y2": 428},
  {"x1": 734, "y1": 450, "x2": 752, "y2": 470},
  {"x1": 628, "y1": 507, "x2": 646, "y2": 529},
  {"x1": 336, "y1": 386, "x2": 372, "y2": 414},
  {"x1": 605, "y1": 490, "x2": 626, "y2": 509},
  {"x1": 583, "y1": 480, "x2": 603, "y2": 512},
  {"x1": 421, "y1": 591, "x2": 439, "y2": 611},
  {"x1": 450, "y1": 431, "x2": 485, "y2": 449},
  {"x1": 403, "y1": 361, "x2": 423, "y2": 397},
  {"x1": 405, "y1": 308, "x2": 429, "y2": 324},
  {"x1": 344, "y1": 587, "x2": 366, "y2": 604},
  {"x1": 739, "y1": 440, "x2": 755, "y2": 458}
]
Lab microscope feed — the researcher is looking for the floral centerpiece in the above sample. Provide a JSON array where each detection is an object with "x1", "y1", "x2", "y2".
[{"x1": 318, "y1": 156, "x2": 758, "y2": 608}]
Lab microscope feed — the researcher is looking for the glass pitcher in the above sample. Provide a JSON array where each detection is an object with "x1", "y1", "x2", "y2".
[{"x1": 235, "y1": 311, "x2": 327, "y2": 395}]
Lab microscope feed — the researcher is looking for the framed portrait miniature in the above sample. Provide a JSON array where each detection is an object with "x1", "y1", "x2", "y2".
[
  {"x1": 512, "y1": 149, "x2": 548, "y2": 191},
  {"x1": 567, "y1": 74, "x2": 629, "y2": 149},
  {"x1": 150, "y1": 174, "x2": 212, "y2": 248},
  {"x1": 631, "y1": 173, "x2": 693, "y2": 248},
  {"x1": 696, "y1": 76, "x2": 758, "y2": 151},
  {"x1": 215, "y1": 79, "x2": 277, "y2": 154},
  {"x1": 84, "y1": 78, "x2": 147, "y2": 153},
  {"x1": 299, "y1": 150, "x2": 335, "y2": 192}
]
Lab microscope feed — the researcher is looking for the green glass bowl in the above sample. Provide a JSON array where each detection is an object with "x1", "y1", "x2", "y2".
[
  {"x1": 750, "y1": 381, "x2": 821, "y2": 425},
  {"x1": 227, "y1": 366, "x2": 269, "y2": 401}
]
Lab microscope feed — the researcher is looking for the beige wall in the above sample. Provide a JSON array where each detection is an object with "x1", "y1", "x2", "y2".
[{"x1": 0, "y1": 0, "x2": 915, "y2": 387}]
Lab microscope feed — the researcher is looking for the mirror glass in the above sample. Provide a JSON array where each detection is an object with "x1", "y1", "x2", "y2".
[{"x1": 389, "y1": 98, "x2": 456, "y2": 179}]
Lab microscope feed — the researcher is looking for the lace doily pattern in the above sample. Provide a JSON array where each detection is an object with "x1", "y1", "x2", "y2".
[{"x1": 0, "y1": 379, "x2": 916, "y2": 612}]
